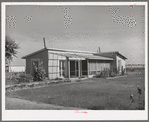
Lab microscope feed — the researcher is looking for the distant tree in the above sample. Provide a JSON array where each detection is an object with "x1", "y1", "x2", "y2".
[{"x1": 5, "y1": 36, "x2": 19, "y2": 62}]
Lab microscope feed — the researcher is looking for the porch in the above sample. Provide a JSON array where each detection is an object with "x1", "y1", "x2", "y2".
[{"x1": 48, "y1": 52, "x2": 113, "y2": 80}]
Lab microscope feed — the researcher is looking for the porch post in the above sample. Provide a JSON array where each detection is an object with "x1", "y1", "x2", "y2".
[
  {"x1": 80, "y1": 60, "x2": 82, "y2": 77},
  {"x1": 67, "y1": 57, "x2": 70, "y2": 79},
  {"x1": 78, "y1": 60, "x2": 81, "y2": 78},
  {"x1": 95, "y1": 60, "x2": 97, "y2": 76},
  {"x1": 87, "y1": 59, "x2": 89, "y2": 78}
]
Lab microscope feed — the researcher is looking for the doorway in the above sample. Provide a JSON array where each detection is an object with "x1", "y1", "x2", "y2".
[
  {"x1": 82, "y1": 60, "x2": 87, "y2": 76},
  {"x1": 70, "y1": 61, "x2": 79, "y2": 78}
]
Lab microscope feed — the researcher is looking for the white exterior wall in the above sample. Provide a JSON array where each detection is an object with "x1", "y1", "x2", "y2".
[
  {"x1": 48, "y1": 51, "x2": 66, "y2": 79},
  {"x1": 48, "y1": 51, "x2": 88, "y2": 79},
  {"x1": 89, "y1": 60, "x2": 110, "y2": 72},
  {"x1": 88, "y1": 60, "x2": 110, "y2": 75},
  {"x1": 116, "y1": 55, "x2": 126, "y2": 73}
]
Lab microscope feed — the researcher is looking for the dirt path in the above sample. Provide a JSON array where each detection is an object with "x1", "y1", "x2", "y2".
[{"x1": 5, "y1": 97, "x2": 85, "y2": 110}]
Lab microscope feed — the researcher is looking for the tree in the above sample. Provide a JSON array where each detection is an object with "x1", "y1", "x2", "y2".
[{"x1": 5, "y1": 36, "x2": 19, "y2": 62}]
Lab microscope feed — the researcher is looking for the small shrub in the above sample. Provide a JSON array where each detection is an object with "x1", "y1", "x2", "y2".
[
  {"x1": 32, "y1": 61, "x2": 46, "y2": 81},
  {"x1": 95, "y1": 72, "x2": 101, "y2": 78},
  {"x1": 100, "y1": 71, "x2": 105, "y2": 78},
  {"x1": 33, "y1": 68, "x2": 46, "y2": 81},
  {"x1": 100, "y1": 70, "x2": 109, "y2": 78},
  {"x1": 105, "y1": 70, "x2": 109, "y2": 78},
  {"x1": 11, "y1": 76, "x2": 20, "y2": 84},
  {"x1": 109, "y1": 71, "x2": 116, "y2": 77},
  {"x1": 129, "y1": 85, "x2": 145, "y2": 110},
  {"x1": 64, "y1": 79, "x2": 71, "y2": 82},
  {"x1": 19, "y1": 73, "x2": 33, "y2": 83},
  {"x1": 95, "y1": 69, "x2": 117, "y2": 78},
  {"x1": 137, "y1": 85, "x2": 143, "y2": 109},
  {"x1": 129, "y1": 94, "x2": 135, "y2": 103}
]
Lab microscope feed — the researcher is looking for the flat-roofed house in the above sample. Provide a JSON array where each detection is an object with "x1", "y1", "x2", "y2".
[{"x1": 22, "y1": 47, "x2": 120, "y2": 79}]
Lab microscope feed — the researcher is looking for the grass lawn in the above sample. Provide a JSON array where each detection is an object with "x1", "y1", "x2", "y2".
[{"x1": 7, "y1": 70, "x2": 145, "y2": 110}]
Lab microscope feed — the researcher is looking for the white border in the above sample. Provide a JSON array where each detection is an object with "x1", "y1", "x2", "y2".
[{"x1": 2, "y1": 2, "x2": 148, "y2": 120}]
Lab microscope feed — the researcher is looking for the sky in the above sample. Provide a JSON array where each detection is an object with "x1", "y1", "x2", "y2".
[{"x1": 5, "y1": 5, "x2": 145, "y2": 65}]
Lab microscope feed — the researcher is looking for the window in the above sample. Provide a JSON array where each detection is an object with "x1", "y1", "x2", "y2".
[{"x1": 59, "y1": 60, "x2": 65, "y2": 77}]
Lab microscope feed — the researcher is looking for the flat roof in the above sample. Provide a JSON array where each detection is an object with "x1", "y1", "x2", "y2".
[
  {"x1": 94, "y1": 51, "x2": 127, "y2": 59},
  {"x1": 51, "y1": 52, "x2": 114, "y2": 60},
  {"x1": 48, "y1": 48, "x2": 95, "y2": 53}
]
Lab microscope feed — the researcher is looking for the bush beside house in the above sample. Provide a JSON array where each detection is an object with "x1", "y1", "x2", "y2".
[{"x1": 95, "y1": 68, "x2": 126, "y2": 78}]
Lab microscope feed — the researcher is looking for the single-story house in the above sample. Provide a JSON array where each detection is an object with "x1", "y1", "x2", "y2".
[{"x1": 22, "y1": 47, "x2": 127, "y2": 79}]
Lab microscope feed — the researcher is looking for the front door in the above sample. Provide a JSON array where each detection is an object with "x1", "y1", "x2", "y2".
[
  {"x1": 82, "y1": 60, "x2": 87, "y2": 76},
  {"x1": 70, "y1": 61, "x2": 79, "y2": 78}
]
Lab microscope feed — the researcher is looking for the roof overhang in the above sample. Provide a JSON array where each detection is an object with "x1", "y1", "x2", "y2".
[
  {"x1": 94, "y1": 51, "x2": 127, "y2": 60},
  {"x1": 116, "y1": 52, "x2": 127, "y2": 60},
  {"x1": 51, "y1": 52, "x2": 114, "y2": 60},
  {"x1": 48, "y1": 48, "x2": 95, "y2": 54}
]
